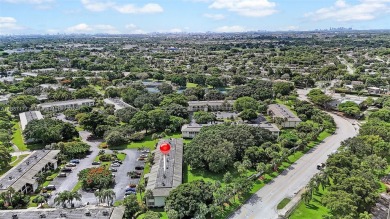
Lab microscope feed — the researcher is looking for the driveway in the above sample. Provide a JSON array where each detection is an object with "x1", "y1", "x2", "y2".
[
  {"x1": 229, "y1": 113, "x2": 358, "y2": 218},
  {"x1": 48, "y1": 131, "x2": 102, "y2": 207},
  {"x1": 78, "y1": 149, "x2": 144, "y2": 205}
]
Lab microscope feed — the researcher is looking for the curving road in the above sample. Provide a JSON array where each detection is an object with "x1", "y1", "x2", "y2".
[{"x1": 229, "y1": 109, "x2": 358, "y2": 218}]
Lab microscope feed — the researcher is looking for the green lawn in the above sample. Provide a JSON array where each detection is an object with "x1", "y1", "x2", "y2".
[
  {"x1": 72, "y1": 181, "x2": 82, "y2": 192},
  {"x1": 90, "y1": 85, "x2": 104, "y2": 95},
  {"x1": 109, "y1": 132, "x2": 184, "y2": 150},
  {"x1": 12, "y1": 122, "x2": 44, "y2": 150},
  {"x1": 29, "y1": 195, "x2": 38, "y2": 207},
  {"x1": 277, "y1": 198, "x2": 291, "y2": 210},
  {"x1": 0, "y1": 154, "x2": 29, "y2": 176},
  {"x1": 117, "y1": 153, "x2": 126, "y2": 161},
  {"x1": 186, "y1": 82, "x2": 198, "y2": 88},
  {"x1": 290, "y1": 187, "x2": 330, "y2": 219},
  {"x1": 11, "y1": 156, "x2": 17, "y2": 163},
  {"x1": 12, "y1": 122, "x2": 28, "y2": 151},
  {"x1": 137, "y1": 209, "x2": 168, "y2": 219}
]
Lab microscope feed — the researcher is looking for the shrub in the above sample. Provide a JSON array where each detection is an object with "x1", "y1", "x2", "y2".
[
  {"x1": 129, "y1": 132, "x2": 145, "y2": 141},
  {"x1": 46, "y1": 176, "x2": 55, "y2": 181},
  {"x1": 78, "y1": 166, "x2": 114, "y2": 190}
]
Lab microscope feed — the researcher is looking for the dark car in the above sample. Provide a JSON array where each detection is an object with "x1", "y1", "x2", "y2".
[
  {"x1": 61, "y1": 168, "x2": 72, "y2": 172},
  {"x1": 70, "y1": 159, "x2": 80, "y2": 164},
  {"x1": 58, "y1": 173, "x2": 67, "y2": 177},
  {"x1": 125, "y1": 188, "x2": 136, "y2": 192},
  {"x1": 135, "y1": 166, "x2": 144, "y2": 170},
  {"x1": 130, "y1": 175, "x2": 140, "y2": 179},
  {"x1": 44, "y1": 185, "x2": 56, "y2": 190},
  {"x1": 92, "y1": 161, "x2": 101, "y2": 165},
  {"x1": 317, "y1": 163, "x2": 326, "y2": 170}
]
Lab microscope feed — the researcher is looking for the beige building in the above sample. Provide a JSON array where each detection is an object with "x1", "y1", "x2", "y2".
[
  {"x1": 188, "y1": 100, "x2": 235, "y2": 112},
  {"x1": 0, "y1": 150, "x2": 60, "y2": 194},
  {"x1": 267, "y1": 104, "x2": 302, "y2": 128},
  {"x1": 37, "y1": 99, "x2": 95, "y2": 112},
  {"x1": 145, "y1": 139, "x2": 183, "y2": 207},
  {"x1": 181, "y1": 122, "x2": 280, "y2": 139}
]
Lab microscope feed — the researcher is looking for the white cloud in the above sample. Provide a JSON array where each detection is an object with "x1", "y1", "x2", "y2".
[
  {"x1": 1, "y1": 0, "x2": 53, "y2": 3},
  {"x1": 215, "y1": 25, "x2": 246, "y2": 32},
  {"x1": 209, "y1": 0, "x2": 277, "y2": 17},
  {"x1": 281, "y1": 25, "x2": 299, "y2": 31},
  {"x1": 114, "y1": 3, "x2": 163, "y2": 14},
  {"x1": 305, "y1": 0, "x2": 390, "y2": 21},
  {"x1": 81, "y1": 0, "x2": 163, "y2": 14},
  {"x1": 0, "y1": 17, "x2": 25, "y2": 34},
  {"x1": 125, "y1": 24, "x2": 146, "y2": 34},
  {"x1": 66, "y1": 23, "x2": 120, "y2": 34},
  {"x1": 203, "y1": 13, "x2": 225, "y2": 20}
]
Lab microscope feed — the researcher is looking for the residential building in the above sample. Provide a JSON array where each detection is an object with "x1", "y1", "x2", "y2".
[
  {"x1": 328, "y1": 98, "x2": 364, "y2": 110},
  {"x1": 19, "y1": 111, "x2": 44, "y2": 131},
  {"x1": 0, "y1": 150, "x2": 60, "y2": 194},
  {"x1": 21, "y1": 72, "x2": 38, "y2": 77},
  {"x1": 103, "y1": 98, "x2": 136, "y2": 111},
  {"x1": 267, "y1": 104, "x2": 302, "y2": 128},
  {"x1": 37, "y1": 99, "x2": 95, "y2": 112},
  {"x1": 0, "y1": 206, "x2": 124, "y2": 219},
  {"x1": 188, "y1": 100, "x2": 235, "y2": 112},
  {"x1": 181, "y1": 122, "x2": 280, "y2": 139},
  {"x1": 367, "y1": 87, "x2": 381, "y2": 95},
  {"x1": 145, "y1": 139, "x2": 183, "y2": 207}
]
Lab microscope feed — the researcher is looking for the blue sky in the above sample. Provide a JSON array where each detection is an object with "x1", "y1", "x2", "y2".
[{"x1": 0, "y1": 0, "x2": 389, "y2": 34}]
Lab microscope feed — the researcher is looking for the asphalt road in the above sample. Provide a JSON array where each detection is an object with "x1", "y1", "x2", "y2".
[{"x1": 229, "y1": 109, "x2": 358, "y2": 218}]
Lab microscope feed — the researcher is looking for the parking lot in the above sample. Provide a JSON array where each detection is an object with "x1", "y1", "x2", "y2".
[
  {"x1": 47, "y1": 131, "x2": 102, "y2": 207},
  {"x1": 78, "y1": 149, "x2": 145, "y2": 205}
]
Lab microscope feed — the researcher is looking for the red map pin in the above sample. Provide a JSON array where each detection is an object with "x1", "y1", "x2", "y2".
[{"x1": 160, "y1": 143, "x2": 171, "y2": 155}]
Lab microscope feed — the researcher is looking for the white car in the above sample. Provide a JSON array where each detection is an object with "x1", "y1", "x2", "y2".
[{"x1": 111, "y1": 163, "x2": 120, "y2": 167}]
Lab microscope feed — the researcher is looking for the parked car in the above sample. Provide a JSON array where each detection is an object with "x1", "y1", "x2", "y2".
[
  {"x1": 44, "y1": 185, "x2": 56, "y2": 190},
  {"x1": 317, "y1": 163, "x2": 326, "y2": 170},
  {"x1": 92, "y1": 161, "x2": 101, "y2": 165},
  {"x1": 141, "y1": 149, "x2": 150, "y2": 153},
  {"x1": 125, "y1": 191, "x2": 136, "y2": 196},
  {"x1": 61, "y1": 168, "x2": 72, "y2": 172},
  {"x1": 58, "y1": 173, "x2": 67, "y2": 177},
  {"x1": 110, "y1": 168, "x2": 117, "y2": 172},
  {"x1": 139, "y1": 154, "x2": 148, "y2": 158},
  {"x1": 113, "y1": 160, "x2": 122, "y2": 164},
  {"x1": 70, "y1": 159, "x2": 80, "y2": 164},
  {"x1": 130, "y1": 175, "x2": 140, "y2": 179},
  {"x1": 111, "y1": 163, "x2": 120, "y2": 167},
  {"x1": 125, "y1": 188, "x2": 136, "y2": 192},
  {"x1": 66, "y1": 163, "x2": 76, "y2": 167},
  {"x1": 137, "y1": 157, "x2": 146, "y2": 161},
  {"x1": 135, "y1": 166, "x2": 144, "y2": 170}
]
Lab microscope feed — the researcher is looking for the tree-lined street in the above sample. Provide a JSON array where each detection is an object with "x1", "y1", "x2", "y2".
[{"x1": 229, "y1": 113, "x2": 357, "y2": 219}]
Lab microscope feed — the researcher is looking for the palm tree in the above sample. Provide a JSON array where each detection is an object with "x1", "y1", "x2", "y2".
[
  {"x1": 102, "y1": 189, "x2": 116, "y2": 206},
  {"x1": 5, "y1": 187, "x2": 15, "y2": 206},
  {"x1": 54, "y1": 192, "x2": 68, "y2": 208},
  {"x1": 301, "y1": 190, "x2": 312, "y2": 205},
  {"x1": 68, "y1": 191, "x2": 81, "y2": 208},
  {"x1": 35, "y1": 194, "x2": 47, "y2": 207},
  {"x1": 94, "y1": 190, "x2": 103, "y2": 204},
  {"x1": 136, "y1": 184, "x2": 145, "y2": 200}
]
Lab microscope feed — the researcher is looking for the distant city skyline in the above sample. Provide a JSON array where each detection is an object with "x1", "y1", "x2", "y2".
[{"x1": 0, "y1": 0, "x2": 389, "y2": 35}]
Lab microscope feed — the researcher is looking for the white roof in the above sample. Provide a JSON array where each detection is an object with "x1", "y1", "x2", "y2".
[{"x1": 19, "y1": 111, "x2": 44, "y2": 131}]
